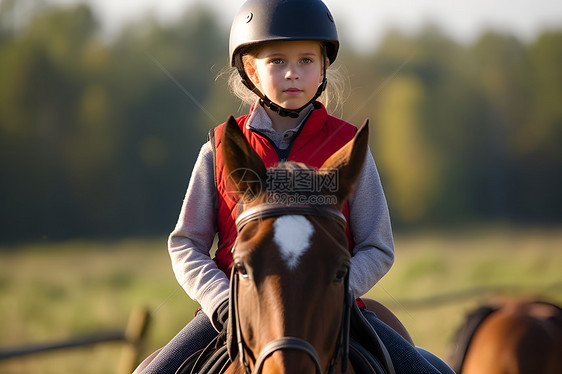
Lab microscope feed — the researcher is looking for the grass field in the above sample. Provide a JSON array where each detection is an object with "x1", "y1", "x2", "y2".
[{"x1": 1, "y1": 227, "x2": 561, "y2": 373}]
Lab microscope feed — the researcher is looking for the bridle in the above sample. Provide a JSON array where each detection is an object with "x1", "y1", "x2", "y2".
[
  {"x1": 235, "y1": 203, "x2": 347, "y2": 232},
  {"x1": 229, "y1": 203, "x2": 353, "y2": 374}
]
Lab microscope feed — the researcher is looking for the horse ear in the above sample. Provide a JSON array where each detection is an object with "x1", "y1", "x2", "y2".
[
  {"x1": 319, "y1": 119, "x2": 369, "y2": 206},
  {"x1": 222, "y1": 116, "x2": 267, "y2": 201}
]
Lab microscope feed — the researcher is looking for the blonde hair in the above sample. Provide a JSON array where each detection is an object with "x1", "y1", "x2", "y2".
[{"x1": 223, "y1": 43, "x2": 349, "y2": 116}]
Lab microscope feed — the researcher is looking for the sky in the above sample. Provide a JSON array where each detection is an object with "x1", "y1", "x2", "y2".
[{"x1": 49, "y1": 0, "x2": 562, "y2": 49}]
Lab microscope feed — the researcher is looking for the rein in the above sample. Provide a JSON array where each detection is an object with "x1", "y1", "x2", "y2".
[{"x1": 231, "y1": 203, "x2": 352, "y2": 374}]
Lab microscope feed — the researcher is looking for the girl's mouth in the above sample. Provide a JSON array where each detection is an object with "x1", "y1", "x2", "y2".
[{"x1": 284, "y1": 88, "x2": 302, "y2": 95}]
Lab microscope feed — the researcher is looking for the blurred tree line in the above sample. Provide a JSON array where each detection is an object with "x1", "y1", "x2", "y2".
[{"x1": 0, "y1": 2, "x2": 561, "y2": 243}]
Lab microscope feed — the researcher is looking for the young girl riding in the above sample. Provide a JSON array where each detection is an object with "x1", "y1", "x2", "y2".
[{"x1": 139, "y1": 0, "x2": 453, "y2": 372}]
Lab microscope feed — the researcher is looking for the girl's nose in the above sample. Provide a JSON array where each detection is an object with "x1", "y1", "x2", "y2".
[{"x1": 285, "y1": 65, "x2": 300, "y2": 80}]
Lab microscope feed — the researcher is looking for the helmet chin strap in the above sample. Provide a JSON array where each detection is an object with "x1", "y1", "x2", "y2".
[
  {"x1": 239, "y1": 65, "x2": 328, "y2": 119},
  {"x1": 260, "y1": 78, "x2": 327, "y2": 118}
]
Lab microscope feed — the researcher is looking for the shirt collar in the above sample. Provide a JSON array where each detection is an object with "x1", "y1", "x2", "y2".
[{"x1": 246, "y1": 101, "x2": 314, "y2": 137}]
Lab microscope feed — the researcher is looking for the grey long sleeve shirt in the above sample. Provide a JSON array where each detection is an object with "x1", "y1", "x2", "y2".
[{"x1": 168, "y1": 105, "x2": 395, "y2": 319}]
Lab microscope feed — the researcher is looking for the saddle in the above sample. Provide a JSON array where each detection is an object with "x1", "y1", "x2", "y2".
[
  {"x1": 175, "y1": 300, "x2": 395, "y2": 374},
  {"x1": 349, "y1": 300, "x2": 395, "y2": 374}
]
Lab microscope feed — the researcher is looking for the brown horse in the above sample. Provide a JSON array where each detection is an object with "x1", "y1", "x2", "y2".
[
  {"x1": 450, "y1": 298, "x2": 562, "y2": 374},
  {"x1": 135, "y1": 117, "x2": 411, "y2": 373},
  {"x1": 219, "y1": 116, "x2": 396, "y2": 373}
]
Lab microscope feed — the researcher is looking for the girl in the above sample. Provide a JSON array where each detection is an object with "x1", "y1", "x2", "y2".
[{"x1": 140, "y1": 0, "x2": 452, "y2": 372}]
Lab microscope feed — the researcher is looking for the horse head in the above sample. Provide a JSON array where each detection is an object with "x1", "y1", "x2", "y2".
[{"x1": 222, "y1": 116, "x2": 369, "y2": 374}]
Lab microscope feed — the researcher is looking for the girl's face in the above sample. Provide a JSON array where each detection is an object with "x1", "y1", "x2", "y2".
[{"x1": 245, "y1": 41, "x2": 326, "y2": 110}]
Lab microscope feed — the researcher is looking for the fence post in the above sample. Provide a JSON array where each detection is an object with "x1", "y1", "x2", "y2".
[{"x1": 117, "y1": 306, "x2": 151, "y2": 374}]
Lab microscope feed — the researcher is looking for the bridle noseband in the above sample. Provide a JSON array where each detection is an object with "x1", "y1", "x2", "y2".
[
  {"x1": 253, "y1": 338, "x2": 323, "y2": 374},
  {"x1": 231, "y1": 203, "x2": 352, "y2": 374}
]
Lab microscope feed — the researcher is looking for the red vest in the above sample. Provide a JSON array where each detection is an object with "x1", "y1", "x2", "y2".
[{"x1": 210, "y1": 103, "x2": 357, "y2": 276}]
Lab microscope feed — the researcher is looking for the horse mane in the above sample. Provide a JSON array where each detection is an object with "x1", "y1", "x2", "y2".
[{"x1": 271, "y1": 161, "x2": 314, "y2": 175}]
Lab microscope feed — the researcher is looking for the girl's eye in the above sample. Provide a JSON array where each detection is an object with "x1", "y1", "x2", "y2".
[
  {"x1": 301, "y1": 58, "x2": 313, "y2": 64},
  {"x1": 270, "y1": 58, "x2": 284, "y2": 64}
]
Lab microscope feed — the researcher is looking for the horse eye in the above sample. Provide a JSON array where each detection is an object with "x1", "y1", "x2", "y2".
[
  {"x1": 334, "y1": 266, "x2": 348, "y2": 283},
  {"x1": 236, "y1": 262, "x2": 249, "y2": 278}
]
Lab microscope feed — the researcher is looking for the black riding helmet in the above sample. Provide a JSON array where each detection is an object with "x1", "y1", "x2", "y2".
[{"x1": 229, "y1": 0, "x2": 339, "y2": 118}]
